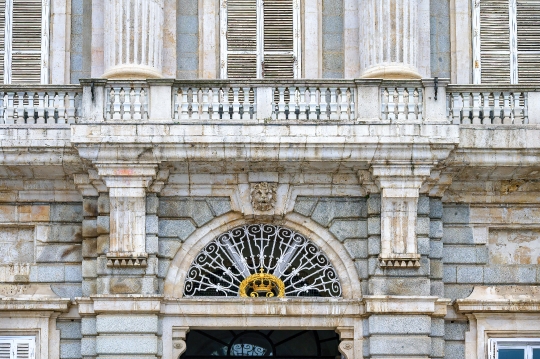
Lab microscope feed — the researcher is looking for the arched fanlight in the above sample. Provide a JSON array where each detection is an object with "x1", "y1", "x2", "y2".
[{"x1": 183, "y1": 224, "x2": 342, "y2": 298}]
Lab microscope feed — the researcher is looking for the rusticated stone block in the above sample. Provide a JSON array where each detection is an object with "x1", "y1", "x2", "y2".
[
  {"x1": 96, "y1": 315, "x2": 158, "y2": 334},
  {"x1": 368, "y1": 315, "x2": 431, "y2": 335},
  {"x1": 57, "y1": 321, "x2": 82, "y2": 339},
  {"x1": 51, "y1": 204, "x2": 83, "y2": 222},
  {"x1": 329, "y1": 220, "x2": 368, "y2": 241},
  {"x1": 293, "y1": 197, "x2": 318, "y2": 217},
  {"x1": 206, "y1": 198, "x2": 232, "y2": 216},
  {"x1": 109, "y1": 277, "x2": 142, "y2": 294},
  {"x1": 158, "y1": 219, "x2": 196, "y2": 240},
  {"x1": 36, "y1": 244, "x2": 82, "y2": 263}
]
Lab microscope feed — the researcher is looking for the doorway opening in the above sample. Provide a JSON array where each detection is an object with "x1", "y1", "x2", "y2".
[{"x1": 181, "y1": 330, "x2": 341, "y2": 358}]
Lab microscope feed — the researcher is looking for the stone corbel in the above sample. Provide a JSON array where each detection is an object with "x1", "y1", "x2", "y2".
[
  {"x1": 172, "y1": 327, "x2": 190, "y2": 359},
  {"x1": 335, "y1": 327, "x2": 354, "y2": 359},
  {"x1": 96, "y1": 164, "x2": 158, "y2": 267},
  {"x1": 371, "y1": 163, "x2": 432, "y2": 268}
]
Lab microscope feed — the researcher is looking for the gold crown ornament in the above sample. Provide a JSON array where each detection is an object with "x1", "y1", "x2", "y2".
[{"x1": 239, "y1": 268, "x2": 285, "y2": 298}]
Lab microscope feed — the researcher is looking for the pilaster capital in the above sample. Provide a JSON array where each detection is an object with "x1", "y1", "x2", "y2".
[{"x1": 95, "y1": 163, "x2": 159, "y2": 191}]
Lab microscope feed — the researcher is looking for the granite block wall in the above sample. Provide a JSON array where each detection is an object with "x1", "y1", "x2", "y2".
[
  {"x1": 71, "y1": 0, "x2": 92, "y2": 83},
  {"x1": 322, "y1": 0, "x2": 344, "y2": 78},
  {"x1": 177, "y1": 0, "x2": 199, "y2": 79},
  {"x1": 294, "y1": 196, "x2": 368, "y2": 292},
  {"x1": 156, "y1": 196, "x2": 232, "y2": 292},
  {"x1": 430, "y1": 0, "x2": 451, "y2": 78}
]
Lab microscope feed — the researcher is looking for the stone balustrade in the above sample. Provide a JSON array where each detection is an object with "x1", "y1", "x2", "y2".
[
  {"x1": 0, "y1": 85, "x2": 82, "y2": 124},
  {"x1": 0, "y1": 80, "x2": 538, "y2": 125},
  {"x1": 446, "y1": 85, "x2": 539, "y2": 125}
]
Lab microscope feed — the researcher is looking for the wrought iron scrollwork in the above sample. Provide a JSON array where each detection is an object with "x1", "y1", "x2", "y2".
[{"x1": 183, "y1": 224, "x2": 342, "y2": 298}]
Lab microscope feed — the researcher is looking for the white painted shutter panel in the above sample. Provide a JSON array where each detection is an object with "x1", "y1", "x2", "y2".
[
  {"x1": 226, "y1": 0, "x2": 258, "y2": 78},
  {"x1": 11, "y1": 0, "x2": 42, "y2": 83},
  {"x1": 488, "y1": 339, "x2": 497, "y2": 359},
  {"x1": 480, "y1": 0, "x2": 512, "y2": 83},
  {"x1": 0, "y1": 340, "x2": 11, "y2": 359},
  {"x1": 262, "y1": 0, "x2": 294, "y2": 78},
  {"x1": 13, "y1": 339, "x2": 34, "y2": 359},
  {"x1": 516, "y1": 0, "x2": 540, "y2": 84},
  {"x1": 0, "y1": 0, "x2": 5, "y2": 83}
]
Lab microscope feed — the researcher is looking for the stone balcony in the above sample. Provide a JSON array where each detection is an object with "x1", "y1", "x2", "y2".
[{"x1": 0, "y1": 79, "x2": 537, "y2": 125}]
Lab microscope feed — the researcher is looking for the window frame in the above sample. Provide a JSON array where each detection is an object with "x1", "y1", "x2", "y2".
[
  {"x1": 0, "y1": 0, "x2": 50, "y2": 84},
  {"x1": 219, "y1": 0, "x2": 301, "y2": 79},
  {"x1": 489, "y1": 338, "x2": 540, "y2": 359}
]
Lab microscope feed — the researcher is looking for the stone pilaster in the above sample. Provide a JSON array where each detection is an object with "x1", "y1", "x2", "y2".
[
  {"x1": 359, "y1": 0, "x2": 421, "y2": 79},
  {"x1": 103, "y1": 0, "x2": 164, "y2": 79}
]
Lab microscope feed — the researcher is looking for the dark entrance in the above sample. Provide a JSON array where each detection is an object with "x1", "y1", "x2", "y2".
[{"x1": 181, "y1": 330, "x2": 341, "y2": 358}]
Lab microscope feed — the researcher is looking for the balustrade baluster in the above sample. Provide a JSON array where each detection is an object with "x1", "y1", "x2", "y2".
[
  {"x1": 482, "y1": 93, "x2": 492, "y2": 124},
  {"x1": 298, "y1": 87, "x2": 307, "y2": 120},
  {"x1": 472, "y1": 92, "x2": 481, "y2": 124},
  {"x1": 503, "y1": 92, "x2": 512, "y2": 124},
  {"x1": 5, "y1": 92, "x2": 14, "y2": 124},
  {"x1": 492, "y1": 92, "x2": 502, "y2": 124},
  {"x1": 211, "y1": 88, "x2": 221, "y2": 120},
  {"x1": 329, "y1": 88, "x2": 338, "y2": 120},
  {"x1": 513, "y1": 92, "x2": 523, "y2": 124},
  {"x1": 56, "y1": 93, "x2": 65, "y2": 123}
]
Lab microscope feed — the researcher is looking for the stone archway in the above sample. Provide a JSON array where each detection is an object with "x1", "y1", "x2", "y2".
[{"x1": 163, "y1": 212, "x2": 361, "y2": 299}]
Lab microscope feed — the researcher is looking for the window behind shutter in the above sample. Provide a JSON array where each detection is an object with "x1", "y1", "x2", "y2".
[
  {"x1": 516, "y1": 0, "x2": 540, "y2": 84},
  {"x1": 225, "y1": 0, "x2": 258, "y2": 78},
  {"x1": 479, "y1": 0, "x2": 512, "y2": 83},
  {"x1": 11, "y1": 0, "x2": 42, "y2": 83},
  {"x1": 262, "y1": 0, "x2": 295, "y2": 78}
]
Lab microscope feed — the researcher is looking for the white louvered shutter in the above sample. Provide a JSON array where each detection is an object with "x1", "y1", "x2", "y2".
[
  {"x1": 223, "y1": 0, "x2": 258, "y2": 78},
  {"x1": 487, "y1": 339, "x2": 497, "y2": 359},
  {"x1": 0, "y1": 340, "x2": 11, "y2": 359},
  {"x1": 0, "y1": 0, "x2": 5, "y2": 83},
  {"x1": 0, "y1": 0, "x2": 48, "y2": 84},
  {"x1": 0, "y1": 338, "x2": 35, "y2": 359},
  {"x1": 221, "y1": 0, "x2": 299, "y2": 79},
  {"x1": 262, "y1": 0, "x2": 295, "y2": 78},
  {"x1": 516, "y1": 0, "x2": 540, "y2": 84},
  {"x1": 478, "y1": 0, "x2": 512, "y2": 83}
]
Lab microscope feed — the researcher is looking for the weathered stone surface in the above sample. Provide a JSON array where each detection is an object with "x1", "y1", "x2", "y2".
[
  {"x1": 36, "y1": 244, "x2": 82, "y2": 263},
  {"x1": 368, "y1": 315, "x2": 431, "y2": 334},
  {"x1": 370, "y1": 336, "x2": 431, "y2": 355},
  {"x1": 96, "y1": 216, "x2": 110, "y2": 234},
  {"x1": 96, "y1": 335, "x2": 157, "y2": 355},
  {"x1": 80, "y1": 337, "x2": 96, "y2": 356},
  {"x1": 343, "y1": 238, "x2": 368, "y2": 259},
  {"x1": 206, "y1": 198, "x2": 232, "y2": 216},
  {"x1": 51, "y1": 203, "x2": 84, "y2": 222},
  {"x1": 57, "y1": 321, "x2": 82, "y2": 339},
  {"x1": 329, "y1": 220, "x2": 368, "y2": 241},
  {"x1": 443, "y1": 226, "x2": 474, "y2": 244},
  {"x1": 96, "y1": 315, "x2": 158, "y2": 333},
  {"x1": 367, "y1": 194, "x2": 381, "y2": 215},
  {"x1": 444, "y1": 342, "x2": 465, "y2": 359},
  {"x1": 444, "y1": 321, "x2": 468, "y2": 341},
  {"x1": 429, "y1": 198, "x2": 443, "y2": 219},
  {"x1": 311, "y1": 198, "x2": 366, "y2": 227},
  {"x1": 417, "y1": 196, "x2": 430, "y2": 215},
  {"x1": 158, "y1": 238, "x2": 182, "y2": 259},
  {"x1": 0, "y1": 227, "x2": 34, "y2": 263},
  {"x1": 51, "y1": 283, "x2": 83, "y2": 298},
  {"x1": 442, "y1": 245, "x2": 488, "y2": 264},
  {"x1": 293, "y1": 197, "x2": 318, "y2": 217},
  {"x1": 430, "y1": 220, "x2": 443, "y2": 239},
  {"x1": 109, "y1": 277, "x2": 142, "y2": 294},
  {"x1": 60, "y1": 339, "x2": 82, "y2": 359},
  {"x1": 442, "y1": 205, "x2": 470, "y2": 224},
  {"x1": 158, "y1": 219, "x2": 196, "y2": 240},
  {"x1": 158, "y1": 198, "x2": 214, "y2": 226}
]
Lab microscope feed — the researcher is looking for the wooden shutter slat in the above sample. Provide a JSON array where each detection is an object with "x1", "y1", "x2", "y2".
[
  {"x1": 263, "y1": 0, "x2": 294, "y2": 78},
  {"x1": 225, "y1": 0, "x2": 257, "y2": 78},
  {"x1": 480, "y1": 0, "x2": 511, "y2": 83},
  {"x1": 0, "y1": 341, "x2": 11, "y2": 359},
  {"x1": 11, "y1": 53, "x2": 40, "y2": 83},
  {"x1": 516, "y1": 0, "x2": 540, "y2": 83},
  {"x1": 227, "y1": 53, "x2": 257, "y2": 78}
]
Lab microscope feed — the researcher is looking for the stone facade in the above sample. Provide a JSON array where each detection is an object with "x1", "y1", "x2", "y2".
[{"x1": 0, "y1": 1, "x2": 540, "y2": 359}]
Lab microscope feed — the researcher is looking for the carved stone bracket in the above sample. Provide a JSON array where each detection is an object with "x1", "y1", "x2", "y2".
[
  {"x1": 172, "y1": 327, "x2": 190, "y2": 359},
  {"x1": 336, "y1": 326, "x2": 354, "y2": 359},
  {"x1": 371, "y1": 163, "x2": 432, "y2": 268},
  {"x1": 96, "y1": 164, "x2": 158, "y2": 267}
]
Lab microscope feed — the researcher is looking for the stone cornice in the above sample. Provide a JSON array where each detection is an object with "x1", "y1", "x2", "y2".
[
  {"x1": 363, "y1": 296, "x2": 450, "y2": 316},
  {"x1": 455, "y1": 286, "x2": 540, "y2": 313},
  {"x1": 161, "y1": 297, "x2": 365, "y2": 317}
]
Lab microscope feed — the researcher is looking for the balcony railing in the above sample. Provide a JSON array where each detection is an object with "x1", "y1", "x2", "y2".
[
  {"x1": 0, "y1": 85, "x2": 82, "y2": 124},
  {"x1": 446, "y1": 85, "x2": 533, "y2": 124},
  {"x1": 0, "y1": 80, "x2": 538, "y2": 125}
]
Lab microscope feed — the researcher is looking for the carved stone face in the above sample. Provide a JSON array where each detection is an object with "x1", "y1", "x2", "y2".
[{"x1": 250, "y1": 182, "x2": 277, "y2": 211}]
